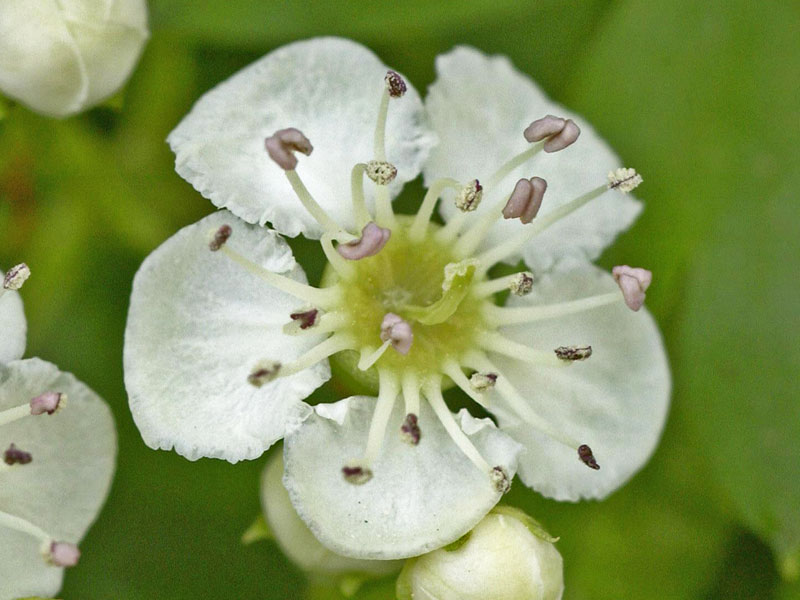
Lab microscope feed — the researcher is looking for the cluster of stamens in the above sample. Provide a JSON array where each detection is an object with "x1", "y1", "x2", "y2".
[
  {"x1": 0, "y1": 301, "x2": 82, "y2": 568},
  {"x1": 208, "y1": 71, "x2": 651, "y2": 493}
]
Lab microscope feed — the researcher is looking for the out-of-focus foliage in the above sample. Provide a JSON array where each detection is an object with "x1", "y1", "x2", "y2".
[{"x1": 0, "y1": 0, "x2": 797, "y2": 599}]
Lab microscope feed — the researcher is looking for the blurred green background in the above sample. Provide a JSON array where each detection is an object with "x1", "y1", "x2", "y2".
[{"x1": 1, "y1": 0, "x2": 798, "y2": 598}]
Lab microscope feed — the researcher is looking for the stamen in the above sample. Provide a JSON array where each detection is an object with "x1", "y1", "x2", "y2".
[
  {"x1": 607, "y1": 168, "x2": 643, "y2": 193},
  {"x1": 208, "y1": 225, "x2": 232, "y2": 251},
  {"x1": 423, "y1": 378, "x2": 491, "y2": 475},
  {"x1": 3, "y1": 263, "x2": 30, "y2": 290},
  {"x1": 484, "y1": 140, "x2": 545, "y2": 192},
  {"x1": 3, "y1": 443, "x2": 32, "y2": 466},
  {"x1": 455, "y1": 179, "x2": 483, "y2": 212},
  {"x1": 475, "y1": 183, "x2": 608, "y2": 272},
  {"x1": 380, "y1": 313, "x2": 413, "y2": 355},
  {"x1": 373, "y1": 74, "x2": 398, "y2": 229},
  {"x1": 408, "y1": 177, "x2": 461, "y2": 242},
  {"x1": 469, "y1": 372, "x2": 497, "y2": 392},
  {"x1": 336, "y1": 222, "x2": 391, "y2": 261},
  {"x1": 249, "y1": 333, "x2": 354, "y2": 385},
  {"x1": 289, "y1": 308, "x2": 319, "y2": 330},
  {"x1": 473, "y1": 272, "x2": 533, "y2": 298},
  {"x1": 523, "y1": 115, "x2": 581, "y2": 153},
  {"x1": 578, "y1": 444, "x2": 600, "y2": 470},
  {"x1": 284, "y1": 169, "x2": 350, "y2": 237},
  {"x1": 483, "y1": 290, "x2": 622, "y2": 326},
  {"x1": 502, "y1": 177, "x2": 547, "y2": 224},
  {"x1": 400, "y1": 413, "x2": 421, "y2": 445},
  {"x1": 0, "y1": 392, "x2": 66, "y2": 427},
  {"x1": 320, "y1": 233, "x2": 356, "y2": 279},
  {"x1": 384, "y1": 70, "x2": 407, "y2": 98},
  {"x1": 464, "y1": 351, "x2": 584, "y2": 451},
  {"x1": 217, "y1": 239, "x2": 339, "y2": 307},
  {"x1": 365, "y1": 160, "x2": 397, "y2": 185},
  {"x1": 612, "y1": 265, "x2": 652, "y2": 311},
  {"x1": 442, "y1": 361, "x2": 491, "y2": 410},
  {"x1": 401, "y1": 371, "x2": 421, "y2": 417},
  {"x1": 264, "y1": 128, "x2": 313, "y2": 171},
  {"x1": 350, "y1": 163, "x2": 373, "y2": 227},
  {"x1": 0, "y1": 509, "x2": 80, "y2": 567},
  {"x1": 555, "y1": 346, "x2": 593, "y2": 361},
  {"x1": 478, "y1": 331, "x2": 566, "y2": 368},
  {"x1": 358, "y1": 341, "x2": 391, "y2": 371},
  {"x1": 247, "y1": 361, "x2": 282, "y2": 387},
  {"x1": 490, "y1": 466, "x2": 512, "y2": 494}
]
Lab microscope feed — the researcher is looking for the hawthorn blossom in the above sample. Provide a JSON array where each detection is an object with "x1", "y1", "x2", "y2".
[
  {"x1": 0, "y1": 266, "x2": 116, "y2": 599},
  {"x1": 124, "y1": 38, "x2": 670, "y2": 559}
]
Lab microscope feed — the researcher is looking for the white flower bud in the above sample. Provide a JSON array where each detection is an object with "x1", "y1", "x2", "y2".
[
  {"x1": 0, "y1": 0, "x2": 149, "y2": 117},
  {"x1": 261, "y1": 450, "x2": 402, "y2": 578},
  {"x1": 397, "y1": 507, "x2": 564, "y2": 600}
]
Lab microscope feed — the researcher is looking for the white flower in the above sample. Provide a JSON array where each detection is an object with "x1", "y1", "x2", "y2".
[
  {"x1": 0, "y1": 267, "x2": 116, "y2": 600},
  {"x1": 396, "y1": 506, "x2": 564, "y2": 600},
  {"x1": 0, "y1": 0, "x2": 149, "y2": 117},
  {"x1": 124, "y1": 38, "x2": 670, "y2": 559}
]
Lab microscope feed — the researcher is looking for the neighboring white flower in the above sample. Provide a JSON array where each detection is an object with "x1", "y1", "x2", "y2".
[
  {"x1": 125, "y1": 38, "x2": 670, "y2": 559},
  {"x1": 396, "y1": 506, "x2": 564, "y2": 600},
  {"x1": 0, "y1": 267, "x2": 116, "y2": 600},
  {"x1": 261, "y1": 449, "x2": 402, "y2": 581},
  {"x1": 0, "y1": 0, "x2": 149, "y2": 117}
]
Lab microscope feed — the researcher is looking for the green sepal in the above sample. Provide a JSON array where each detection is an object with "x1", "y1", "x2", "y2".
[
  {"x1": 491, "y1": 505, "x2": 560, "y2": 543},
  {"x1": 240, "y1": 514, "x2": 272, "y2": 545}
]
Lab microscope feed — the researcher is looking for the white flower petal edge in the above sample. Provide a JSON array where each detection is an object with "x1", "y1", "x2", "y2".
[
  {"x1": 261, "y1": 449, "x2": 402, "y2": 576},
  {"x1": 124, "y1": 210, "x2": 328, "y2": 462},
  {"x1": 423, "y1": 46, "x2": 642, "y2": 272},
  {"x1": 490, "y1": 262, "x2": 670, "y2": 501},
  {"x1": 0, "y1": 358, "x2": 116, "y2": 600},
  {"x1": 168, "y1": 37, "x2": 436, "y2": 239},
  {"x1": 0, "y1": 270, "x2": 26, "y2": 363},
  {"x1": 283, "y1": 396, "x2": 522, "y2": 560}
]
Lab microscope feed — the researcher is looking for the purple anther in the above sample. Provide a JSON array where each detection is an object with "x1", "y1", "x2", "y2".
[
  {"x1": 209, "y1": 224, "x2": 232, "y2": 251},
  {"x1": 337, "y1": 222, "x2": 391, "y2": 260},
  {"x1": 555, "y1": 346, "x2": 593, "y2": 361},
  {"x1": 264, "y1": 127, "x2": 313, "y2": 170},
  {"x1": 578, "y1": 444, "x2": 600, "y2": 470},
  {"x1": 523, "y1": 115, "x2": 581, "y2": 153},
  {"x1": 380, "y1": 313, "x2": 413, "y2": 355},
  {"x1": 289, "y1": 308, "x2": 319, "y2": 330},
  {"x1": 502, "y1": 177, "x2": 547, "y2": 224},
  {"x1": 612, "y1": 265, "x2": 653, "y2": 311},
  {"x1": 401, "y1": 413, "x2": 421, "y2": 445},
  {"x1": 385, "y1": 70, "x2": 407, "y2": 98},
  {"x1": 3, "y1": 263, "x2": 30, "y2": 290},
  {"x1": 248, "y1": 361, "x2": 281, "y2": 387},
  {"x1": 3, "y1": 443, "x2": 32, "y2": 466},
  {"x1": 48, "y1": 541, "x2": 81, "y2": 567},
  {"x1": 30, "y1": 391, "x2": 64, "y2": 415},
  {"x1": 490, "y1": 465, "x2": 512, "y2": 494},
  {"x1": 342, "y1": 465, "x2": 373, "y2": 485}
]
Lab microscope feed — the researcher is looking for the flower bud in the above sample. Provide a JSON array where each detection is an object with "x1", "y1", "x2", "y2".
[
  {"x1": 0, "y1": 0, "x2": 149, "y2": 117},
  {"x1": 396, "y1": 506, "x2": 564, "y2": 600},
  {"x1": 261, "y1": 449, "x2": 402, "y2": 578}
]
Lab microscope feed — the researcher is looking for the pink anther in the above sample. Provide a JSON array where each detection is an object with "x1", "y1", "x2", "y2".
[
  {"x1": 264, "y1": 128, "x2": 313, "y2": 170},
  {"x1": 48, "y1": 541, "x2": 81, "y2": 567},
  {"x1": 380, "y1": 313, "x2": 413, "y2": 355},
  {"x1": 502, "y1": 177, "x2": 547, "y2": 224},
  {"x1": 612, "y1": 265, "x2": 653, "y2": 311},
  {"x1": 523, "y1": 115, "x2": 581, "y2": 153},
  {"x1": 336, "y1": 222, "x2": 391, "y2": 260},
  {"x1": 30, "y1": 391, "x2": 65, "y2": 415}
]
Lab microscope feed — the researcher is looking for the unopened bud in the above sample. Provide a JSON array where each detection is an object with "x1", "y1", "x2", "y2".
[{"x1": 396, "y1": 507, "x2": 564, "y2": 600}]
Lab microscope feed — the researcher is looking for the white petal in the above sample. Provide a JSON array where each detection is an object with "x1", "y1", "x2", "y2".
[
  {"x1": 0, "y1": 358, "x2": 115, "y2": 600},
  {"x1": 168, "y1": 37, "x2": 436, "y2": 238},
  {"x1": 283, "y1": 396, "x2": 521, "y2": 560},
  {"x1": 424, "y1": 47, "x2": 641, "y2": 271},
  {"x1": 0, "y1": 0, "x2": 89, "y2": 117},
  {"x1": 261, "y1": 449, "x2": 402, "y2": 576},
  {"x1": 0, "y1": 274, "x2": 26, "y2": 363},
  {"x1": 124, "y1": 211, "x2": 328, "y2": 462},
  {"x1": 490, "y1": 262, "x2": 670, "y2": 501}
]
